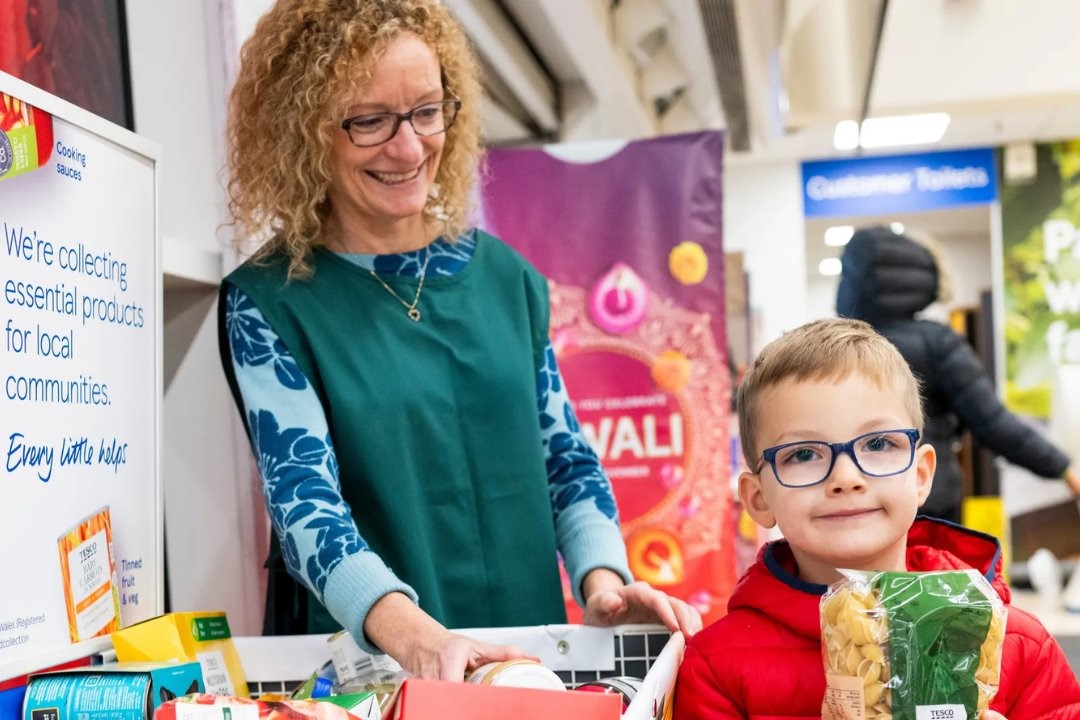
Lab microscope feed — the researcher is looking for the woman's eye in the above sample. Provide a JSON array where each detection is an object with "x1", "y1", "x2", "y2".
[
  {"x1": 414, "y1": 106, "x2": 441, "y2": 121},
  {"x1": 351, "y1": 116, "x2": 389, "y2": 132}
]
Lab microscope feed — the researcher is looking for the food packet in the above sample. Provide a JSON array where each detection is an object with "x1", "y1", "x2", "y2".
[
  {"x1": 820, "y1": 568, "x2": 1006, "y2": 720},
  {"x1": 153, "y1": 693, "x2": 377, "y2": 720},
  {"x1": 0, "y1": 91, "x2": 53, "y2": 181}
]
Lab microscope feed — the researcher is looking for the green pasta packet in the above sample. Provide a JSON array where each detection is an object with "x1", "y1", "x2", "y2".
[
  {"x1": 877, "y1": 571, "x2": 994, "y2": 719},
  {"x1": 821, "y1": 569, "x2": 1006, "y2": 720}
]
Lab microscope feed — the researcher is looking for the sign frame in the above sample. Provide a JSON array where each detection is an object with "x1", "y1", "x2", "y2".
[{"x1": 0, "y1": 70, "x2": 162, "y2": 682}]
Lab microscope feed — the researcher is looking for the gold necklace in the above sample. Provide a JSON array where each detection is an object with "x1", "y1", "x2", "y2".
[{"x1": 369, "y1": 246, "x2": 431, "y2": 322}]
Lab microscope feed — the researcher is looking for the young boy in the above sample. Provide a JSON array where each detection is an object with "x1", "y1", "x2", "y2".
[{"x1": 673, "y1": 318, "x2": 1080, "y2": 719}]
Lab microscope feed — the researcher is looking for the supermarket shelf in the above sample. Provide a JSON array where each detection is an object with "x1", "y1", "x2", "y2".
[{"x1": 163, "y1": 235, "x2": 223, "y2": 290}]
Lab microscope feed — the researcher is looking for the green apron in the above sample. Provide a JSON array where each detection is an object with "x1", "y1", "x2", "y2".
[{"x1": 220, "y1": 232, "x2": 567, "y2": 634}]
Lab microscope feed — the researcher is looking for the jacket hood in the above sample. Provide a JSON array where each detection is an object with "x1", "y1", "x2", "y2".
[
  {"x1": 727, "y1": 517, "x2": 1008, "y2": 643},
  {"x1": 836, "y1": 226, "x2": 939, "y2": 322}
]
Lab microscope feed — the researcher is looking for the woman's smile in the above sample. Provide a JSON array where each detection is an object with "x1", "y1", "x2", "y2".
[{"x1": 366, "y1": 165, "x2": 423, "y2": 185}]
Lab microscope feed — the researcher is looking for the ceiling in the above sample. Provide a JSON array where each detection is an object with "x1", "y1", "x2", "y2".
[{"x1": 453, "y1": 0, "x2": 1080, "y2": 161}]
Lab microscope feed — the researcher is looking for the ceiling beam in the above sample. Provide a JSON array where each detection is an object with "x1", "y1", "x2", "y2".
[
  {"x1": 480, "y1": 95, "x2": 536, "y2": 146},
  {"x1": 443, "y1": 0, "x2": 559, "y2": 133},
  {"x1": 500, "y1": 0, "x2": 655, "y2": 141}
]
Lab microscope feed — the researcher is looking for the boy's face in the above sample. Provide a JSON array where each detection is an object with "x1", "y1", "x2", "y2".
[{"x1": 739, "y1": 373, "x2": 935, "y2": 585}]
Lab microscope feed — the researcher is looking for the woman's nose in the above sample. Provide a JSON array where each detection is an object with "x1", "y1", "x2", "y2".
[
  {"x1": 826, "y1": 451, "x2": 867, "y2": 494},
  {"x1": 383, "y1": 119, "x2": 424, "y2": 162}
]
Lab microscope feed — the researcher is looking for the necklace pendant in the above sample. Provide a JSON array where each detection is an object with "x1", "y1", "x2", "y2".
[{"x1": 407, "y1": 307, "x2": 421, "y2": 322}]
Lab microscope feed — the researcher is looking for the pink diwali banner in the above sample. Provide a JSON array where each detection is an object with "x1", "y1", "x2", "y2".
[{"x1": 479, "y1": 131, "x2": 735, "y2": 625}]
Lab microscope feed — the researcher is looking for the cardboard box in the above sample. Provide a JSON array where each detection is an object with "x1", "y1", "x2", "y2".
[
  {"x1": 155, "y1": 695, "x2": 375, "y2": 720},
  {"x1": 622, "y1": 631, "x2": 684, "y2": 720},
  {"x1": 111, "y1": 613, "x2": 249, "y2": 697},
  {"x1": 380, "y1": 679, "x2": 620, "y2": 720},
  {"x1": 315, "y1": 693, "x2": 380, "y2": 720}
]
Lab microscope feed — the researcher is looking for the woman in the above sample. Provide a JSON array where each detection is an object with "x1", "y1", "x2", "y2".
[
  {"x1": 219, "y1": 0, "x2": 700, "y2": 681},
  {"x1": 836, "y1": 225, "x2": 1079, "y2": 522}
]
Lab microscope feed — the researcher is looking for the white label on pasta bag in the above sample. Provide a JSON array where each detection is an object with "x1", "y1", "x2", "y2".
[
  {"x1": 197, "y1": 650, "x2": 236, "y2": 695},
  {"x1": 916, "y1": 705, "x2": 965, "y2": 720},
  {"x1": 823, "y1": 674, "x2": 865, "y2": 720}
]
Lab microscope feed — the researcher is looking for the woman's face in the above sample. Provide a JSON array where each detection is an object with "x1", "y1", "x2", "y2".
[{"x1": 327, "y1": 33, "x2": 446, "y2": 235}]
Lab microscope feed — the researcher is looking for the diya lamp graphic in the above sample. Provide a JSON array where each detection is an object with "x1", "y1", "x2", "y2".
[{"x1": 551, "y1": 243, "x2": 733, "y2": 621}]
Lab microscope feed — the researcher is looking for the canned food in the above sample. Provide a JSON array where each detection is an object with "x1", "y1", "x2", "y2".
[
  {"x1": 572, "y1": 676, "x2": 643, "y2": 710},
  {"x1": 24, "y1": 673, "x2": 153, "y2": 720},
  {"x1": 466, "y1": 660, "x2": 566, "y2": 691}
]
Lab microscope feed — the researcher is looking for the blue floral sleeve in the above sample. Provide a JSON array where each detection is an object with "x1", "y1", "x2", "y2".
[
  {"x1": 537, "y1": 342, "x2": 633, "y2": 605},
  {"x1": 224, "y1": 283, "x2": 417, "y2": 653}
]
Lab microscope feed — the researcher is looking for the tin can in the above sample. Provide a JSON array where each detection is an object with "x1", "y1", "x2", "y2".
[
  {"x1": 573, "y1": 676, "x2": 642, "y2": 710},
  {"x1": 466, "y1": 660, "x2": 566, "y2": 691},
  {"x1": 23, "y1": 673, "x2": 152, "y2": 720}
]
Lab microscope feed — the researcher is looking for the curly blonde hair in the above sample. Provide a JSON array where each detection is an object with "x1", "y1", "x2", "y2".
[{"x1": 227, "y1": 0, "x2": 482, "y2": 279}]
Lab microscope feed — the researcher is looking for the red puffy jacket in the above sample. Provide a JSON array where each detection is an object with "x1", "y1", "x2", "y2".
[{"x1": 674, "y1": 518, "x2": 1080, "y2": 719}]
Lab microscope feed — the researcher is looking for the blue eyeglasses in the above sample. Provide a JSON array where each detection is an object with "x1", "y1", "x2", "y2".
[{"x1": 753, "y1": 428, "x2": 920, "y2": 488}]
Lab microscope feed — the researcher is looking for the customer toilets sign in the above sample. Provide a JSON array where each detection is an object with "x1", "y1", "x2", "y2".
[
  {"x1": 0, "y1": 73, "x2": 161, "y2": 681},
  {"x1": 802, "y1": 147, "x2": 998, "y2": 218}
]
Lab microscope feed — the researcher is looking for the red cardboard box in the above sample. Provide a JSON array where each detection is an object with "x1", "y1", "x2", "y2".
[{"x1": 382, "y1": 679, "x2": 621, "y2": 720}]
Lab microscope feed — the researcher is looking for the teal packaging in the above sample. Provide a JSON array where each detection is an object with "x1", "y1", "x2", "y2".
[{"x1": 23, "y1": 662, "x2": 204, "y2": 720}]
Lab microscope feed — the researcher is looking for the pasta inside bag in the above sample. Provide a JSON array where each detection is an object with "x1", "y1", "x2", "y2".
[{"x1": 820, "y1": 568, "x2": 1006, "y2": 720}]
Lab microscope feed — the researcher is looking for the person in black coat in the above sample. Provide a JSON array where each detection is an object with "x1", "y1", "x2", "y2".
[{"x1": 836, "y1": 225, "x2": 1079, "y2": 522}]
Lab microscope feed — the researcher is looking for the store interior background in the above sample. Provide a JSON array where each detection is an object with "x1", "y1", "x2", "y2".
[{"x1": 144, "y1": 0, "x2": 1080, "y2": 633}]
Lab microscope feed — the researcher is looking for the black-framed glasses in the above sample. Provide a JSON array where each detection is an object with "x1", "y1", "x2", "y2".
[
  {"x1": 753, "y1": 428, "x2": 920, "y2": 488},
  {"x1": 340, "y1": 98, "x2": 461, "y2": 147}
]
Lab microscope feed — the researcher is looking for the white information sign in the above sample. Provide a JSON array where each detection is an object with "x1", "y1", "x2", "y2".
[{"x1": 0, "y1": 72, "x2": 161, "y2": 681}]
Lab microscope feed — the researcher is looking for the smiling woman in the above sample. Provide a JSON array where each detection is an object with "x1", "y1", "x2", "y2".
[
  {"x1": 323, "y1": 34, "x2": 451, "y2": 253},
  {"x1": 217, "y1": 0, "x2": 700, "y2": 687}
]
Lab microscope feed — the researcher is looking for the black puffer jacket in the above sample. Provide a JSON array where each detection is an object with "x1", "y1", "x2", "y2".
[{"x1": 837, "y1": 226, "x2": 1070, "y2": 521}]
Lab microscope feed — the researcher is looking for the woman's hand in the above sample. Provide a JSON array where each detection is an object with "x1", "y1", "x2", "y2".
[
  {"x1": 581, "y1": 568, "x2": 703, "y2": 636},
  {"x1": 401, "y1": 631, "x2": 537, "y2": 681},
  {"x1": 364, "y1": 592, "x2": 535, "y2": 680},
  {"x1": 981, "y1": 711, "x2": 1007, "y2": 720}
]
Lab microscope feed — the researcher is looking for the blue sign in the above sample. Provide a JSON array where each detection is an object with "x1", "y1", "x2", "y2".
[{"x1": 801, "y1": 147, "x2": 998, "y2": 218}]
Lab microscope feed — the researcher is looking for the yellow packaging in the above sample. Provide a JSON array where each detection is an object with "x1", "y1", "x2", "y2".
[
  {"x1": 110, "y1": 611, "x2": 249, "y2": 697},
  {"x1": 57, "y1": 507, "x2": 121, "y2": 642}
]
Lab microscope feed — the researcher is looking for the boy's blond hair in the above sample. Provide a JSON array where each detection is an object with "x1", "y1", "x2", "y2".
[{"x1": 736, "y1": 318, "x2": 924, "y2": 467}]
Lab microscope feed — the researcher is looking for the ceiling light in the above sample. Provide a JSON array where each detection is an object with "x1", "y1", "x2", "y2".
[
  {"x1": 833, "y1": 120, "x2": 860, "y2": 151},
  {"x1": 890, "y1": 222, "x2": 905, "y2": 234},
  {"x1": 859, "y1": 113, "x2": 950, "y2": 149},
  {"x1": 824, "y1": 225, "x2": 855, "y2": 247},
  {"x1": 818, "y1": 258, "x2": 842, "y2": 276},
  {"x1": 833, "y1": 114, "x2": 951, "y2": 151}
]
